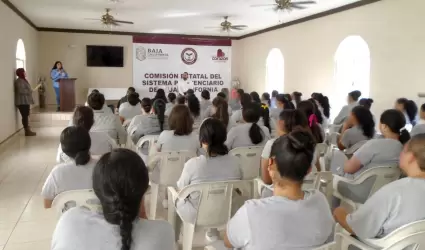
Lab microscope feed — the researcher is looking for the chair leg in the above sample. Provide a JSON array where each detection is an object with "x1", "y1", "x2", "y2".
[
  {"x1": 150, "y1": 183, "x2": 159, "y2": 220},
  {"x1": 167, "y1": 189, "x2": 177, "y2": 233},
  {"x1": 182, "y1": 222, "x2": 195, "y2": 250}
]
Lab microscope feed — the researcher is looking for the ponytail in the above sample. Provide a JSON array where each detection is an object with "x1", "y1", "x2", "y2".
[
  {"x1": 116, "y1": 200, "x2": 133, "y2": 250},
  {"x1": 406, "y1": 100, "x2": 418, "y2": 126},
  {"x1": 75, "y1": 150, "x2": 91, "y2": 165},
  {"x1": 249, "y1": 123, "x2": 264, "y2": 145},
  {"x1": 308, "y1": 114, "x2": 324, "y2": 143},
  {"x1": 153, "y1": 100, "x2": 166, "y2": 132},
  {"x1": 212, "y1": 97, "x2": 229, "y2": 127},
  {"x1": 399, "y1": 129, "x2": 411, "y2": 145},
  {"x1": 260, "y1": 103, "x2": 271, "y2": 133}
]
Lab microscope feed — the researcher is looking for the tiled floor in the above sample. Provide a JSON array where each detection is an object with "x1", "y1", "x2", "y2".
[{"x1": 0, "y1": 127, "x2": 215, "y2": 250}]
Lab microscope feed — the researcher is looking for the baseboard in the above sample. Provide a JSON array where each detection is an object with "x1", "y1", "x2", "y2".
[{"x1": 0, "y1": 128, "x2": 23, "y2": 152}]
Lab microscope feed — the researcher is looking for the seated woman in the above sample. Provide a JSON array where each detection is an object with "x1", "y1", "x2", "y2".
[
  {"x1": 341, "y1": 109, "x2": 410, "y2": 179},
  {"x1": 338, "y1": 105, "x2": 375, "y2": 151},
  {"x1": 51, "y1": 148, "x2": 175, "y2": 250},
  {"x1": 200, "y1": 90, "x2": 212, "y2": 115},
  {"x1": 291, "y1": 91, "x2": 302, "y2": 108},
  {"x1": 334, "y1": 134, "x2": 425, "y2": 242},
  {"x1": 411, "y1": 103, "x2": 425, "y2": 136},
  {"x1": 187, "y1": 94, "x2": 202, "y2": 130},
  {"x1": 211, "y1": 96, "x2": 236, "y2": 132},
  {"x1": 42, "y1": 126, "x2": 96, "y2": 208},
  {"x1": 261, "y1": 92, "x2": 271, "y2": 107},
  {"x1": 176, "y1": 118, "x2": 242, "y2": 241},
  {"x1": 269, "y1": 94, "x2": 294, "y2": 121},
  {"x1": 165, "y1": 92, "x2": 176, "y2": 116},
  {"x1": 250, "y1": 91, "x2": 261, "y2": 103},
  {"x1": 359, "y1": 98, "x2": 374, "y2": 110},
  {"x1": 225, "y1": 103, "x2": 271, "y2": 150},
  {"x1": 128, "y1": 100, "x2": 168, "y2": 145},
  {"x1": 334, "y1": 90, "x2": 361, "y2": 125},
  {"x1": 224, "y1": 130, "x2": 334, "y2": 249},
  {"x1": 118, "y1": 92, "x2": 142, "y2": 124},
  {"x1": 231, "y1": 93, "x2": 252, "y2": 123},
  {"x1": 202, "y1": 92, "x2": 233, "y2": 120},
  {"x1": 395, "y1": 97, "x2": 418, "y2": 129},
  {"x1": 85, "y1": 89, "x2": 112, "y2": 114},
  {"x1": 297, "y1": 100, "x2": 325, "y2": 143},
  {"x1": 311, "y1": 93, "x2": 331, "y2": 127},
  {"x1": 156, "y1": 105, "x2": 199, "y2": 152},
  {"x1": 127, "y1": 98, "x2": 152, "y2": 134},
  {"x1": 261, "y1": 109, "x2": 321, "y2": 186},
  {"x1": 57, "y1": 106, "x2": 116, "y2": 163}
]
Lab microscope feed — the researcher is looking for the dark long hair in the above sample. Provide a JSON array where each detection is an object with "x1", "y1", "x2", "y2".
[
  {"x1": 243, "y1": 103, "x2": 264, "y2": 145},
  {"x1": 60, "y1": 126, "x2": 91, "y2": 165},
  {"x1": 212, "y1": 97, "x2": 229, "y2": 127},
  {"x1": 154, "y1": 88, "x2": 168, "y2": 103},
  {"x1": 51, "y1": 61, "x2": 64, "y2": 70},
  {"x1": 308, "y1": 98, "x2": 324, "y2": 124},
  {"x1": 262, "y1": 92, "x2": 271, "y2": 106},
  {"x1": 152, "y1": 99, "x2": 166, "y2": 132},
  {"x1": 260, "y1": 103, "x2": 271, "y2": 133},
  {"x1": 240, "y1": 93, "x2": 252, "y2": 109},
  {"x1": 199, "y1": 118, "x2": 229, "y2": 156},
  {"x1": 312, "y1": 93, "x2": 330, "y2": 118},
  {"x1": 397, "y1": 98, "x2": 418, "y2": 125},
  {"x1": 276, "y1": 94, "x2": 294, "y2": 110},
  {"x1": 297, "y1": 100, "x2": 324, "y2": 143},
  {"x1": 351, "y1": 106, "x2": 375, "y2": 138},
  {"x1": 250, "y1": 91, "x2": 261, "y2": 103},
  {"x1": 93, "y1": 149, "x2": 149, "y2": 250},
  {"x1": 292, "y1": 91, "x2": 302, "y2": 107},
  {"x1": 278, "y1": 109, "x2": 309, "y2": 133},
  {"x1": 380, "y1": 109, "x2": 411, "y2": 144},
  {"x1": 187, "y1": 94, "x2": 201, "y2": 118},
  {"x1": 72, "y1": 106, "x2": 94, "y2": 131}
]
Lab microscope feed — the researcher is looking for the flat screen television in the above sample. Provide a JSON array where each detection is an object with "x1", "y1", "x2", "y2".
[{"x1": 86, "y1": 45, "x2": 124, "y2": 67}]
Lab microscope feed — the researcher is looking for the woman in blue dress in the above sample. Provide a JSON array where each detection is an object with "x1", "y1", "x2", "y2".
[{"x1": 50, "y1": 61, "x2": 68, "y2": 111}]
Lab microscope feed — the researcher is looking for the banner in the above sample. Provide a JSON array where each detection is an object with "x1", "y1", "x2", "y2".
[{"x1": 133, "y1": 36, "x2": 232, "y2": 98}]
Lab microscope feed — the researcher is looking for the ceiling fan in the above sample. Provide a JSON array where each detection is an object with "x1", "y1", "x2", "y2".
[
  {"x1": 251, "y1": 0, "x2": 317, "y2": 12},
  {"x1": 84, "y1": 8, "x2": 134, "y2": 27},
  {"x1": 204, "y1": 16, "x2": 248, "y2": 32}
]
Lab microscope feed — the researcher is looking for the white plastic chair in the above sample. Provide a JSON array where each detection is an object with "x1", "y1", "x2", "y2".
[
  {"x1": 148, "y1": 150, "x2": 197, "y2": 219},
  {"x1": 51, "y1": 189, "x2": 100, "y2": 216},
  {"x1": 333, "y1": 166, "x2": 401, "y2": 211},
  {"x1": 229, "y1": 146, "x2": 263, "y2": 180},
  {"x1": 344, "y1": 140, "x2": 368, "y2": 156},
  {"x1": 204, "y1": 240, "x2": 335, "y2": 250},
  {"x1": 316, "y1": 143, "x2": 328, "y2": 157},
  {"x1": 335, "y1": 220, "x2": 425, "y2": 250},
  {"x1": 135, "y1": 134, "x2": 160, "y2": 158},
  {"x1": 167, "y1": 180, "x2": 247, "y2": 250}
]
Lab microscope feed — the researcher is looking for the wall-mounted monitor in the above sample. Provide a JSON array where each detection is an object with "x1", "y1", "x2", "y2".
[{"x1": 86, "y1": 45, "x2": 124, "y2": 67}]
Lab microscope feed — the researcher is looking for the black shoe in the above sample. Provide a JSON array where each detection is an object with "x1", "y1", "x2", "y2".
[{"x1": 56, "y1": 107, "x2": 60, "y2": 112}]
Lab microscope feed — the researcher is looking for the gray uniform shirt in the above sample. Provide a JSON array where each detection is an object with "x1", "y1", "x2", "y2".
[
  {"x1": 341, "y1": 126, "x2": 371, "y2": 149},
  {"x1": 334, "y1": 102, "x2": 358, "y2": 125},
  {"x1": 225, "y1": 123, "x2": 271, "y2": 150}
]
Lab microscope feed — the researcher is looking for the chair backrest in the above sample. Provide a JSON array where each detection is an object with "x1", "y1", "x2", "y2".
[
  {"x1": 51, "y1": 189, "x2": 100, "y2": 216},
  {"x1": 230, "y1": 146, "x2": 263, "y2": 180},
  {"x1": 365, "y1": 220, "x2": 425, "y2": 249},
  {"x1": 329, "y1": 132, "x2": 340, "y2": 146},
  {"x1": 136, "y1": 134, "x2": 160, "y2": 157},
  {"x1": 383, "y1": 232, "x2": 425, "y2": 250},
  {"x1": 89, "y1": 131, "x2": 118, "y2": 155},
  {"x1": 356, "y1": 166, "x2": 401, "y2": 199},
  {"x1": 313, "y1": 171, "x2": 334, "y2": 205},
  {"x1": 177, "y1": 180, "x2": 246, "y2": 227},
  {"x1": 316, "y1": 143, "x2": 328, "y2": 157},
  {"x1": 157, "y1": 150, "x2": 197, "y2": 186},
  {"x1": 330, "y1": 149, "x2": 349, "y2": 174}
]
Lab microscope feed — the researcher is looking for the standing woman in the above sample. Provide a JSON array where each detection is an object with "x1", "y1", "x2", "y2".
[
  {"x1": 50, "y1": 61, "x2": 68, "y2": 111},
  {"x1": 14, "y1": 68, "x2": 40, "y2": 136}
]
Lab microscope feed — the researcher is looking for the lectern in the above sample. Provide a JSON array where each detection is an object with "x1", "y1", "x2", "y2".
[{"x1": 59, "y1": 78, "x2": 77, "y2": 112}]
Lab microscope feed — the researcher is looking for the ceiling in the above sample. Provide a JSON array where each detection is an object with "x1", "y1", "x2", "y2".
[{"x1": 9, "y1": 0, "x2": 362, "y2": 37}]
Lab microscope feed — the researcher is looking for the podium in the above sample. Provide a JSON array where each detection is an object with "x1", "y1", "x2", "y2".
[{"x1": 59, "y1": 78, "x2": 77, "y2": 112}]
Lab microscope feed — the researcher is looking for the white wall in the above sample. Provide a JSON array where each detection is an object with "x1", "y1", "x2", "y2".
[
  {"x1": 0, "y1": 2, "x2": 38, "y2": 142},
  {"x1": 232, "y1": 0, "x2": 425, "y2": 118}
]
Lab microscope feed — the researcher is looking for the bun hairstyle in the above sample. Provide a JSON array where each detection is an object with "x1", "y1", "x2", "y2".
[
  {"x1": 212, "y1": 97, "x2": 229, "y2": 127},
  {"x1": 127, "y1": 92, "x2": 140, "y2": 106},
  {"x1": 380, "y1": 109, "x2": 411, "y2": 144},
  {"x1": 297, "y1": 100, "x2": 324, "y2": 143},
  {"x1": 240, "y1": 93, "x2": 252, "y2": 109},
  {"x1": 276, "y1": 94, "x2": 295, "y2": 110},
  {"x1": 141, "y1": 98, "x2": 152, "y2": 113},
  {"x1": 152, "y1": 99, "x2": 166, "y2": 132},
  {"x1": 312, "y1": 93, "x2": 331, "y2": 119},
  {"x1": 397, "y1": 98, "x2": 418, "y2": 125},
  {"x1": 349, "y1": 90, "x2": 362, "y2": 102},
  {"x1": 187, "y1": 94, "x2": 201, "y2": 118},
  {"x1": 270, "y1": 130, "x2": 315, "y2": 183},
  {"x1": 199, "y1": 118, "x2": 229, "y2": 157},
  {"x1": 242, "y1": 103, "x2": 264, "y2": 145},
  {"x1": 262, "y1": 92, "x2": 271, "y2": 106},
  {"x1": 72, "y1": 106, "x2": 94, "y2": 131},
  {"x1": 250, "y1": 91, "x2": 261, "y2": 103},
  {"x1": 359, "y1": 98, "x2": 374, "y2": 110},
  {"x1": 88, "y1": 92, "x2": 106, "y2": 110},
  {"x1": 60, "y1": 126, "x2": 91, "y2": 165},
  {"x1": 168, "y1": 93, "x2": 177, "y2": 104},
  {"x1": 351, "y1": 106, "x2": 375, "y2": 139},
  {"x1": 278, "y1": 109, "x2": 309, "y2": 133},
  {"x1": 93, "y1": 149, "x2": 149, "y2": 250},
  {"x1": 406, "y1": 134, "x2": 425, "y2": 172}
]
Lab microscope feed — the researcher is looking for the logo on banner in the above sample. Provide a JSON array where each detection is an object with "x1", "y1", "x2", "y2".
[
  {"x1": 212, "y1": 49, "x2": 228, "y2": 62},
  {"x1": 181, "y1": 48, "x2": 198, "y2": 65},
  {"x1": 136, "y1": 46, "x2": 168, "y2": 61}
]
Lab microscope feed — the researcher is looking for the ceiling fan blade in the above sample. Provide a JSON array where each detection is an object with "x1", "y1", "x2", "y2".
[
  {"x1": 231, "y1": 25, "x2": 248, "y2": 29},
  {"x1": 84, "y1": 18, "x2": 102, "y2": 21},
  {"x1": 114, "y1": 20, "x2": 134, "y2": 24},
  {"x1": 230, "y1": 27, "x2": 245, "y2": 31},
  {"x1": 250, "y1": 4, "x2": 277, "y2": 7},
  {"x1": 290, "y1": 4, "x2": 307, "y2": 9},
  {"x1": 292, "y1": 0, "x2": 316, "y2": 4}
]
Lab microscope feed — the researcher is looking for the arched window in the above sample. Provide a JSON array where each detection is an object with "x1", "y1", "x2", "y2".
[
  {"x1": 16, "y1": 39, "x2": 26, "y2": 70},
  {"x1": 333, "y1": 36, "x2": 370, "y2": 119},
  {"x1": 265, "y1": 48, "x2": 284, "y2": 93}
]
